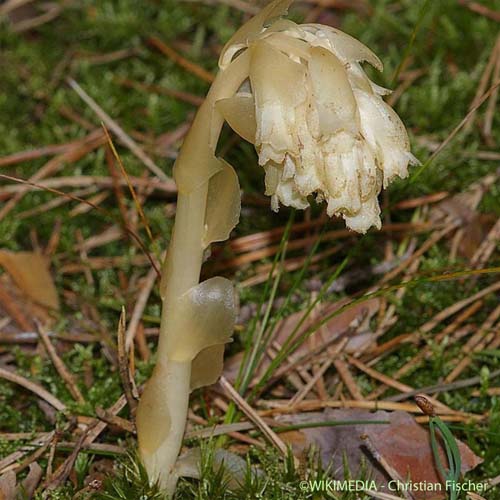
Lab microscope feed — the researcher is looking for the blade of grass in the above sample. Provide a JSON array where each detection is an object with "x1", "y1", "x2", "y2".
[
  {"x1": 411, "y1": 82, "x2": 500, "y2": 182},
  {"x1": 391, "y1": 0, "x2": 433, "y2": 86},
  {"x1": 103, "y1": 125, "x2": 155, "y2": 246},
  {"x1": 237, "y1": 211, "x2": 296, "y2": 394},
  {"x1": 239, "y1": 221, "x2": 327, "y2": 395},
  {"x1": 250, "y1": 256, "x2": 350, "y2": 400}
]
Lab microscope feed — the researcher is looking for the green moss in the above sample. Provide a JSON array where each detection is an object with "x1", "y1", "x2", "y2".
[{"x1": 1, "y1": 0, "x2": 499, "y2": 495}]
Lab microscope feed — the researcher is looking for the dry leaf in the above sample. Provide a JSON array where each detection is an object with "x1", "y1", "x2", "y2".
[
  {"x1": 0, "y1": 250, "x2": 59, "y2": 310},
  {"x1": 279, "y1": 409, "x2": 482, "y2": 500},
  {"x1": 0, "y1": 471, "x2": 16, "y2": 500},
  {"x1": 20, "y1": 462, "x2": 43, "y2": 498}
]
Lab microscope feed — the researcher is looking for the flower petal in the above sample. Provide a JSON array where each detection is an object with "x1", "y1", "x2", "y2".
[
  {"x1": 354, "y1": 89, "x2": 412, "y2": 187},
  {"x1": 249, "y1": 39, "x2": 307, "y2": 165},
  {"x1": 308, "y1": 46, "x2": 359, "y2": 135},
  {"x1": 219, "y1": 0, "x2": 293, "y2": 69},
  {"x1": 302, "y1": 24, "x2": 383, "y2": 70},
  {"x1": 216, "y1": 93, "x2": 257, "y2": 144}
]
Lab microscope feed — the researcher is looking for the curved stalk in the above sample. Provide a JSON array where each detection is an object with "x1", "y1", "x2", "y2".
[{"x1": 135, "y1": 52, "x2": 249, "y2": 495}]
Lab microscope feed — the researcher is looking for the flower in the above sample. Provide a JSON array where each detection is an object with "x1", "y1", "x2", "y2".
[{"x1": 217, "y1": 0, "x2": 418, "y2": 233}]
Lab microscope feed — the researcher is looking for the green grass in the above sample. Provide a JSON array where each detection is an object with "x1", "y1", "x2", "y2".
[{"x1": 1, "y1": 0, "x2": 500, "y2": 498}]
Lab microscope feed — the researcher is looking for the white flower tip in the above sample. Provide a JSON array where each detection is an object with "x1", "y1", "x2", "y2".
[{"x1": 218, "y1": 0, "x2": 416, "y2": 233}]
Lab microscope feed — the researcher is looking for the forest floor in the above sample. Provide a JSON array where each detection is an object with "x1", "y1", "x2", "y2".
[{"x1": 0, "y1": 0, "x2": 499, "y2": 498}]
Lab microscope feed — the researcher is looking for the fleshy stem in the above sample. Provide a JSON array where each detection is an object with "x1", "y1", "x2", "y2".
[{"x1": 135, "y1": 52, "x2": 250, "y2": 496}]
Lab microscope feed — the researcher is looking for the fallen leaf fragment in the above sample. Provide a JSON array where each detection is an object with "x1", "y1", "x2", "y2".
[
  {"x1": 0, "y1": 471, "x2": 16, "y2": 500},
  {"x1": 0, "y1": 250, "x2": 59, "y2": 310},
  {"x1": 278, "y1": 409, "x2": 482, "y2": 500},
  {"x1": 0, "y1": 463, "x2": 42, "y2": 500},
  {"x1": 20, "y1": 463, "x2": 43, "y2": 498}
]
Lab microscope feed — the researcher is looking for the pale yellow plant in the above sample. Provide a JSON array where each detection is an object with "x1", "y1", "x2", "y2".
[{"x1": 136, "y1": 0, "x2": 416, "y2": 495}]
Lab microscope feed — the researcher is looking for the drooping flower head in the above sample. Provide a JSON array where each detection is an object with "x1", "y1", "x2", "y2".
[{"x1": 216, "y1": 0, "x2": 418, "y2": 233}]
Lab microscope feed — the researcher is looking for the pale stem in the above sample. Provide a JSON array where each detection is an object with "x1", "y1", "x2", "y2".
[{"x1": 136, "y1": 52, "x2": 250, "y2": 496}]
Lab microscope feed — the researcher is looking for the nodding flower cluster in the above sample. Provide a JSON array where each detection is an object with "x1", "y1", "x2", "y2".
[
  {"x1": 136, "y1": 1, "x2": 418, "y2": 495},
  {"x1": 217, "y1": 0, "x2": 418, "y2": 232}
]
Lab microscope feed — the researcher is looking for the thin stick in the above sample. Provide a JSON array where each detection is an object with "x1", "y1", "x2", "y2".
[
  {"x1": 117, "y1": 78, "x2": 204, "y2": 106},
  {"x1": 67, "y1": 78, "x2": 171, "y2": 182},
  {"x1": 95, "y1": 407, "x2": 136, "y2": 434},
  {"x1": 0, "y1": 130, "x2": 105, "y2": 221},
  {"x1": 332, "y1": 358, "x2": 363, "y2": 400},
  {"x1": 348, "y1": 356, "x2": 452, "y2": 413},
  {"x1": 219, "y1": 376, "x2": 290, "y2": 459},
  {"x1": 0, "y1": 367, "x2": 66, "y2": 411},
  {"x1": 0, "y1": 173, "x2": 176, "y2": 194},
  {"x1": 147, "y1": 37, "x2": 215, "y2": 83},
  {"x1": 37, "y1": 323, "x2": 85, "y2": 404},
  {"x1": 0, "y1": 432, "x2": 55, "y2": 473},
  {"x1": 388, "y1": 367, "x2": 500, "y2": 402},
  {"x1": 0, "y1": 284, "x2": 34, "y2": 331},
  {"x1": 0, "y1": 173, "x2": 161, "y2": 277},
  {"x1": 117, "y1": 309, "x2": 138, "y2": 416},
  {"x1": 412, "y1": 81, "x2": 500, "y2": 181},
  {"x1": 125, "y1": 266, "x2": 158, "y2": 351},
  {"x1": 103, "y1": 126, "x2": 155, "y2": 244},
  {"x1": 444, "y1": 304, "x2": 500, "y2": 383},
  {"x1": 259, "y1": 399, "x2": 478, "y2": 418}
]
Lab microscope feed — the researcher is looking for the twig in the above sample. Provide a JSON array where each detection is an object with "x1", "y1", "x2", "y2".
[
  {"x1": 17, "y1": 186, "x2": 98, "y2": 219},
  {"x1": 288, "y1": 337, "x2": 345, "y2": 406},
  {"x1": 0, "y1": 432, "x2": 55, "y2": 473},
  {"x1": 0, "y1": 173, "x2": 176, "y2": 194},
  {"x1": 333, "y1": 357, "x2": 364, "y2": 400},
  {"x1": 0, "y1": 138, "x2": 98, "y2": 168},
  {"x1": 361, "y1": 434, "x2": 411, "y2": 499},
  {"x1": 95, "y1": 407, "x2": 135, "y2": 434},
  {"x1": 471, "y1": 218, "x2": 500, "y2": 269},
  {"x1": 0, "y1": 173, "x2": 162, "y2": 277},
  {"x1": 45, "y1": 395, "x2": 128, "y2": 489},
  {"x1": 117, "y1": 309, "x2": 138, "y2": 416},
  {"x1": 369, "y1": 299, "x2": 484, "y2": 398},
  {"x1": 103, "y1": 126, "x2": 155, "y2": 244},
  {"x1": 483, "y1": 42, "x2": 500, "y2": 142},
  {"x1": 460, "y1": 1, "x2": 500, "y2": 22},
  {"x1": 259, "y1": 399, "x2": 479, "y2": 419},
  {"x1": 444, "y1": 304, "x2": 500, "y2": 383},
  {"x1": 0, "y1": 130, "x2": 106, "y2": 222},
  {"x1": 125, "y1": 266, "x2": 158, "y2": 351},
  {"x1": 0, "y1": 0, "x2": 35, "y2": 16},
  {"x1": 105, "y1": 145, "x2": 129, "y2": 233},
  {"x1": 117, "y1": 78, "x2": 204, "y2": 106},
  {"x1": 348, "y1": 356, "x2": 453, "y2": 413},
  {"x1": 11, "y1": 3, "x2": 63, "y2": 33},
  {"x1": 219, "y1": 376, "x2": 292, "y2": 460},
  {"x1": 0, "y1": 367, "x2": 66, "y2": 411},
  {"x1": 147, "y1": 36, "x2": 215, "y2": 83},
  {"x1": 43, "y1": 430, "x2": 89, "y2": 490},
  {"x1": 67, "y1": 78, "x2": 171, "y2": 182},
  {"x1": 37, "y1": 323, "x2": 85, "y2": 404},
  {"x1": 367, "y1": 281, "x2": 500, "y2": 399},
  {"x1": 11, "y1": 435, "x2": 54, "y2": 475},
  {"x1": 388, "y1": 367, "x2": 500, "y2": 402},
  {"x1": 412, "y1": 81, "x2": 500, "y2": 180},
  {"x1": 59, "y1": 254, "x2": 150, "y2": 273},
  {"x1": 379, "y1": 223, "x2": 459, "y2": 285}
]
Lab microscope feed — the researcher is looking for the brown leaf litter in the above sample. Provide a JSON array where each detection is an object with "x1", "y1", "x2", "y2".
[{"x1": 278, "y1": 409, "x2": 482, "y2": 500}]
